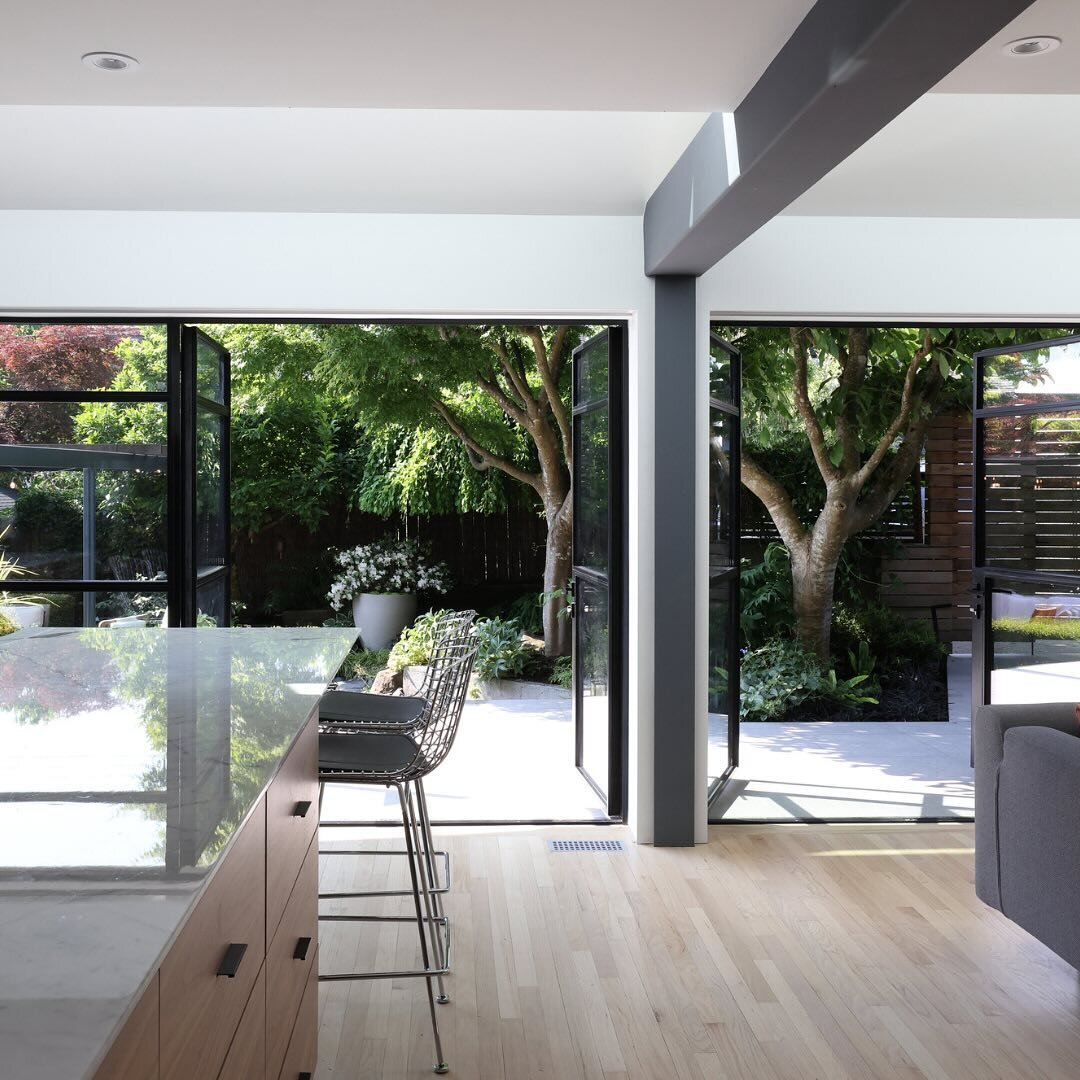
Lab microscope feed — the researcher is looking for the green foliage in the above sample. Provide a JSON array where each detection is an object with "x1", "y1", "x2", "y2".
[
  {"x1": 387, "y1": 609, "x2": 451, "y2": 672},
  {"x1": 739, "y1": 639, "x2": 878, "y2": 722},
  {"x1": 993, "y1": 617, "x2": 1080, "y2": 642},
  {"x1": 339, "y1": 647, "x2": 391, "y2": 681},
  {"x1": 8, "y1": 487, "x2": 82, "y2": 550},
  {"x1": 503, "y1": 591, "x2": 545, "y2": 636},
  {"x1": 472, "y1": 616, "x2": 530, "y2": 681},
  {"x1": 831, "y1": 602, "x2": 944, "y2": 675},
  {"x1": 740, "y1": 543, "x2": 793, "y2": 647},
  {"x1": 550, "y1": 655, "x2": 572, "y2": 689},
  {"x1": 0, "y1": 611, "x2": 16, "y2": 636}
]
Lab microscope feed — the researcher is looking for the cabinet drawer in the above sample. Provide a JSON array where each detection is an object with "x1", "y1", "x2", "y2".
[
  {"x1": 267, "y1": 713, "x2": 319, "y2": 941},
  {"x1": 267, "y1": 831, "x2": 318, "y2": 1078},
  {"x1": 276, "y1": 951, "x2": 318, "y2": 1080},
  {"x1": 93, "y1": 974, "x2": 158, "y2": 1080},
  {"x1": 160, "y1": 803, "x2": 267, "y2": 1080},
  {"x1": 218, "y1": 964, "x2": 266, "y2": 1080}
]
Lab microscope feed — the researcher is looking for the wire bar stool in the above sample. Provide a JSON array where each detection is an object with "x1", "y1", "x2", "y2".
[{"x1": 317, "y1": 638, "x2": 477, "y2": 1075}]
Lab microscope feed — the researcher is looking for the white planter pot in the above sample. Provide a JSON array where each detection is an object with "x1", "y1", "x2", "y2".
[
  {"x1": 0, "y1": 602, "x2": 47, "y2": 629},
  {"x1": 352, "y1": 592, "x2": 417, "y2": 651}
]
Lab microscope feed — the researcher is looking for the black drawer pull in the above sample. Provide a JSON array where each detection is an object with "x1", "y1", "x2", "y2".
[
  {"x1": 216, "y1": 942, "x2": 248, "y2": 978},
  {"x1": 299, "y1": 1073, "x2": 312, "y2": 1079},
  {"x1": 292, "y1": 800, "x2": 312, "y2": 818},
  {"x1": 294, "y1": 936, "x2": 312, "y2": 962}
]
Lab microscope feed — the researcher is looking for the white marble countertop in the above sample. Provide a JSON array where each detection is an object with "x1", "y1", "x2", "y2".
[{"x1": 0, "y1": 626, "x2": 357, "y2": 1080}]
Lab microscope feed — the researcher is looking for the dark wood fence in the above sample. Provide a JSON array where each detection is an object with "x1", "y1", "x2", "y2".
[{"x1": 234, "y1": 501, "x2": 548, "y2": 618}]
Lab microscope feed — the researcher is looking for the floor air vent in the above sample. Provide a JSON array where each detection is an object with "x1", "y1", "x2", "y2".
[{"x1": 547, "y1": 839, "x2": 624, "y2": 853}]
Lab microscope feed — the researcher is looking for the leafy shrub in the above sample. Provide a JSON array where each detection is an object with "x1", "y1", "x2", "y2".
[
  {"x1": 740, "y1": 543, "x2": 793, "y2": 647},
  {"x1": 388, "y1": 609, "x2": 452, "y2": 672},
  {"x1": 550, "y1": 655, "x2": 572, "y2": 689},
  {"x1": 832, "y1": 602, "x2": 943, "y2": 675},
  {"x1": 10, "y1": 486, "x2": 82, "y2": 551},
  {"x1": 739, "y1": 639, "x2": 877, "y2": 722},
  {"x1": 502, "y1": 591, "x2": 544, "y2": 636},
  {"x1": 339, "y1": 647, "x2": 391, "y2": 682},
  {"x1": 0, "y1": 611, "x2": 17, "y2": 636},
  {"x1": 472, "y1": 616, "x2": 530, "y2": 681}
]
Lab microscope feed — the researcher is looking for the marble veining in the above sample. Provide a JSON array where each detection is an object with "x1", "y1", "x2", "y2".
[{"x1": 0, "y1": 626, "x2": 356, "y2": 1080}]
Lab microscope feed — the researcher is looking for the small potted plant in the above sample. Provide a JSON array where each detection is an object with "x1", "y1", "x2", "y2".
[
  {"x1": 327, "y1": 539, "x2": 450, "y2": 650},
  {"x1": 0, "y1": 528, "x2": 53, "y2": 630}
]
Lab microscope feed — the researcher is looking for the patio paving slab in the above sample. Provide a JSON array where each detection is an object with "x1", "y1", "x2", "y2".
[
  {"x1": 320, "y1": 697, "x2": 607, "y2": 824},
  {"x1": 710, "y1": 656, "x2": 975, "y2": 822}
]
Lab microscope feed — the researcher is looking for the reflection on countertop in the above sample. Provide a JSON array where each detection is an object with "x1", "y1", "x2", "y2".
[{"x1": 0, "y1": 626, "x2": 356, "y2": 1080}]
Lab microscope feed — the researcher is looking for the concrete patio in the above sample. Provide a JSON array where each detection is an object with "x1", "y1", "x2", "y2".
[{"x1": 709, "y1": 655, "x2": 976, "y2": 822}]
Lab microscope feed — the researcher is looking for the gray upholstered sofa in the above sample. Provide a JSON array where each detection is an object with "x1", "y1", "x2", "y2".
[{"x1": 975, "y1": 701, "x2": 1080, "y2": 968}]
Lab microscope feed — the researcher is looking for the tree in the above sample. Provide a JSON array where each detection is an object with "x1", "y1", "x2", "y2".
[
  {"x1": 319, "y1": 324, "x2": 582, "y2": 655},
  {"x1": 0, "y1": 324, "x2": 136, "y2": 443},
  {"x1": 725, "y1": 325, "x2": 1067, "y2": 660}
]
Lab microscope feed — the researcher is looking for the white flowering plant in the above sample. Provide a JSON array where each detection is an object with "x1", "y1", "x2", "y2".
[{"x1": 327, "y1": 539, "x2": 450, "y2": 609}]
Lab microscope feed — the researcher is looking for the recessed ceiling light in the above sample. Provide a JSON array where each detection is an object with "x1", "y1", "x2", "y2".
[
  {"x1": 1002, "y1": 36, "x2": 1061, "y2": 57},
  {"x1": 81, "y1": 51, "x2": 140, "y2": 72}
]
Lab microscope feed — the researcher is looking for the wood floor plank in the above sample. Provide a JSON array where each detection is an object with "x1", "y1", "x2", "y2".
[{"x1": 314, "y1": 822, "x2": 1080, "y2": 1079}]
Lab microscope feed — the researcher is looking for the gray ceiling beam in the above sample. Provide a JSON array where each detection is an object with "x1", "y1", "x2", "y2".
[{"x1": 644, "y1": 0, "x2": 1037, "y2": 276}]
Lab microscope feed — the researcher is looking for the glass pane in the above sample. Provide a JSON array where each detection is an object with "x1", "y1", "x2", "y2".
[
  {"x1": 196, "y1": 333, "x2": 226, "y2": 404},
  {"x1": 196, "y1": 575, "x2": 227, "y2": 627},
  {"x1": 0, "y1": 403, "x2": 167, "y2": 580},
  {"x1": 573, "y1": 406, "x2": 608, "y2": 571},
  {"x1": 709, "y1": 409, "x2": 734, "y2": 568},
  {"x1": 983, "y1": 411, "x2": 1080, "y2": 574},
  {"x1": 0, "y1": 323, "x2": 166, "y2": 392},
  {"x1": 984, "y1": 340, "x2": 1080, "y2": 408},
  {"x1": 709, "y1": 338, "x2": 734, "y2": 403},
  {"x1": 196, "y1": 410, "x2": 226, "y2": 575},
  {"x1": 990, "y1": 579, "x2": 1080, "y2": 703},
  {"x1": 575, "y1": 335, "x2": 609, "y2": 408},
  {"x1": 707, "y1": 582, "x2": 732, "y2": 777},
  {"x1": 0, "y1": 589, "x2": 167, "y2": 629},
  {"x1": 576, "y1": 577, "x2": 609, "y2": 792}
]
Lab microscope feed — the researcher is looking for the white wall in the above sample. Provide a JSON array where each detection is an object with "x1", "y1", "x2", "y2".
[{"x1": 0, "y1": 209, "x2": 659, "y2": 842}]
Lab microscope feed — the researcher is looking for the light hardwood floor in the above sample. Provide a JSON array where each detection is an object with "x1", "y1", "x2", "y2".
[{"x1": 316, "y1": 823, "x2": 1080, "y2": 1079}]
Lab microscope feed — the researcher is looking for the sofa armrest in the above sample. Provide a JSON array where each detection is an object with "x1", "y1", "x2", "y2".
[
  {"x1": 996, "y1": 725, "x2": 1080, "y2": 968},
  {"x1": 974, "y1": 702, "x2": 1078, "y2": 908}
]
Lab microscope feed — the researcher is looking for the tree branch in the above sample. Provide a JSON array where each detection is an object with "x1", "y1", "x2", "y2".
[
  {"x1": 475, "y1": 370, "x2": 531, "y2": 428},
  {"x1": 848, "y1": 418, "x2": 929, "y2": 535},
  {"x1": 791, "y1": 327, "x2": 839, "y2": 485},
  {"x1": 853, "y1": 330, "x2": 933, "y2": 489},
  {"x1": 526, "y1": 325, "x2": 572, "y2": 463},
  {"x1": 549, "y1": 324, "x2": 572, "y2": 384},
  {"x1": 834, "y1": 327, "x2": 868, "y2": 472},
  {"x1": 488, "y1": 336, "x2": 536, "y2": 417},
  {"x1": 429, "y1": 397, "x2": 541, "y2": 490},
  {"x1": 740, "y1": 449, "x2": 808, "y2": 553}
]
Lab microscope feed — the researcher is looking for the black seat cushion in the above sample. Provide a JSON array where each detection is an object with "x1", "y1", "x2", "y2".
[
  {"x1": 319, "y1": 730, "x2": 426, "y2": 775},
  {"x1": 319, "y1": 689, "x2": 426, "y2": 726}
]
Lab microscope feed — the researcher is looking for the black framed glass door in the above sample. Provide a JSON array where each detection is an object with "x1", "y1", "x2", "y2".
[
  {"x1": 707, "y1": 331, "x2": 741, "y2": 807},
  {"x1": 973, "y1": 333, "x2": 1080, "y2": 712},
  {"x1": 180, "y1": 327, "x2": 231, "y2": 627},
  {"x1": 572, "y1": 325, "x2": 626, "y2": 815}
]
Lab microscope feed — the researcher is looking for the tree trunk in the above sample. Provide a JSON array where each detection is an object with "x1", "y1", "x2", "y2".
[
  {"x1": 542, "y1": 498, "x2": 573, "y2": 656},
  {"x1": 790, "y1": 501, "x2": 849, "y2": 661}
]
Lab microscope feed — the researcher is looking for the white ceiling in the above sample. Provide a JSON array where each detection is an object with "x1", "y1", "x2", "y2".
[
  {"x1": 0, "y1": 0, "x2": 815, "y2": 111},
  {"x1": 787, "y1": 93, "x2": 1080, "y2": 218},
  {"x1": 935, "y1": 0, "x2": 1080, "y2": 94},
  {"x1": 0, "y1": 107, "x2": 707, "y2": 214}
]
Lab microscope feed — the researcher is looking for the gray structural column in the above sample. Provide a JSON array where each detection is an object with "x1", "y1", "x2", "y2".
[{"x1": 652, "y1": 276, "x2": 697, "y2": 845}]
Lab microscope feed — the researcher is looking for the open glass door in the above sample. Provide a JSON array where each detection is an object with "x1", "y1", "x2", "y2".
[
  {"x1": 572, "y1": 326, "x2": 626, "y2": 815},
  {"x1": 973, "y1": 333, "x2": 1080, "y2": 714},
  {"x1": 180, "y1": 327, "x2": 231, "y2": 627},
  {"x1": 707, "y1": 332, "x2": 741, "y2": 809}
]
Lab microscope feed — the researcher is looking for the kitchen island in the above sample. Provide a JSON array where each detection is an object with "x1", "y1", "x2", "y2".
[{"x1": 0, "y1": 626, "x2": 356, "y2": 1080}]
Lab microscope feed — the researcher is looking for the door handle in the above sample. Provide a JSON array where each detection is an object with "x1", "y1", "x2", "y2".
[
  {"x1": 294, "y1": 936, "x2": 312, "y2": 962},
  {"x1": 216, "y1": 942, "x2": 248, "y2": 978},
  {"x1": 292, "y1": 800, "x2": 312, "y2": 818}
]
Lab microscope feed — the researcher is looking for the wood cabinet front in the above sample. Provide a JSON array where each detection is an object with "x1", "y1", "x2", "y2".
[
  {"x1": 218, "y1": 964, "x2": 267, "y2": 1080},
  {"x1": 266, "y1": 714, "x2": 319, "y2": 941},
  {"x1": 277, "y1": 953, "x2": 319, "y2": 1080},
  {"x1": 93, "y1": 974, "x2": 158, "y2": 1080},
  {"x1": 159, "y1": 805, "x2": 267, "y2": 1080}
]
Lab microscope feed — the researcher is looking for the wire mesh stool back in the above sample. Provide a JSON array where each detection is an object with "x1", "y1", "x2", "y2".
[{"x1": 407, "y1": 610, "x2": 477, "y2": 701}]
